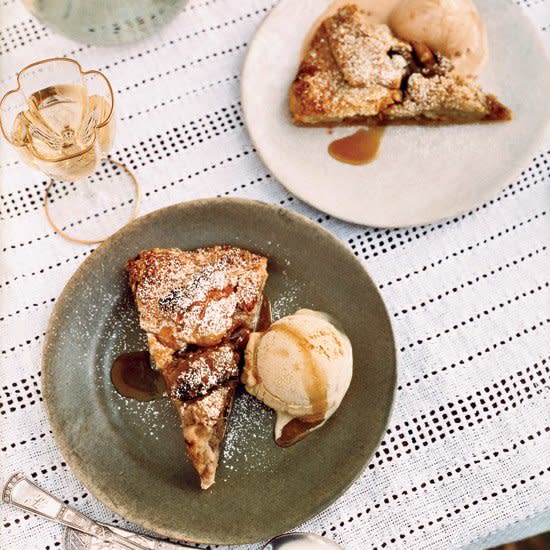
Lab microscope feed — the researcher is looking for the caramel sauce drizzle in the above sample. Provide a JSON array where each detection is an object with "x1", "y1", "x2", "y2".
[
  {"x1": 111, "y1": 296, "x2": 271, "y2": 401},
  {"x1": 110, "y1": 351, "x2": 166, "y2": 401},
  {"x1": 328, "y1": 127, "x2": 385, "y2": 165}
]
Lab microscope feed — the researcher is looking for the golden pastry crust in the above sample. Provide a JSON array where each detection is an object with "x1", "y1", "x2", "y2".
[
  {"x1": 127, "y1": 245, "x2": 268, "y2": 348},
  {"x1": 127, "y1": 246, "x2": 268, "y2": 489},
  {"x1": 289, "y1": 4, "x2": 512, "y2": 126},
  {"x1": 163, "y1": 344, "x2": 240, "y2": 402},
  {"x1": 176, "y1": 381, "x2": 237, "y2": 490},
  {"x1": 324, "y1": 7, "x2": 410, "y2": 89},
  {"x1": 289, "y1": 22, "x2": 402, "y2": 125}
]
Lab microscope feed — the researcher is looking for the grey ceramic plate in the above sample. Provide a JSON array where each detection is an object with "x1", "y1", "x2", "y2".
[{"x1": 42, "y1": 198, "x2": 396, "y2": 545}]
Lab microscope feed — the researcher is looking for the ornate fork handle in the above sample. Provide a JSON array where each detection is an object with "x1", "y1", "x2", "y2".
[{"x1": 3, "y1": 473, "x2": 151, "y2": 550}]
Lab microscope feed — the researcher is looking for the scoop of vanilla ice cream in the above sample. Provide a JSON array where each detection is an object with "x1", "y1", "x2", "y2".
[
  {"x1": 389, "y1": 0, "x2": 488, "y2": 76},
  {"x1": 242, "y1": 309, "x2": 353, "y2": 446}
]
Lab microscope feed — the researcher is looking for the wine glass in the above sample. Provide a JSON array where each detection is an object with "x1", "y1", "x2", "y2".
[{"x1": 0, "y1": 57, "x2": 140, "y2": 243}]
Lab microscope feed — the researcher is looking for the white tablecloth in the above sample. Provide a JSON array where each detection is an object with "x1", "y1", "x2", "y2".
[{"x1": 1, "y1": 0, "x2": 549, "y2": 549}]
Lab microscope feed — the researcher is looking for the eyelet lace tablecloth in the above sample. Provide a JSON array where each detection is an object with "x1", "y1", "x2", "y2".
[{"x1": 1, "y1": 0, "x2": 549, "y2": 549}]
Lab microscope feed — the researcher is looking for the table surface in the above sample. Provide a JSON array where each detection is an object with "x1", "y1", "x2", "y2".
[{"x1": 0, "y1": 1, "x2": 549, "y2": 549}]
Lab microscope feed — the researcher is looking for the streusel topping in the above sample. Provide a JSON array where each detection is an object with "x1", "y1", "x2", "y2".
[
  {"x1": 127, "y1": 246, "x2": 268, "y2": 347},
  {"x1": 290, "y1": 4, "x2": 511, "y2": 124},
  {"x1": 324, "y1": 6, "x2": 410, "y2": 89}
]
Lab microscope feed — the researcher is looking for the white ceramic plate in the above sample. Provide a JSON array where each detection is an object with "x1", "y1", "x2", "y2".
[{"x1": 241, "y1": 0, "x2": 550, "y2": 227}]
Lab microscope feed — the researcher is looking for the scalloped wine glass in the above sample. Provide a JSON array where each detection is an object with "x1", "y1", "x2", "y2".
[{"x1": 0, "y1": 57, "x2": 140, "y2": 243}]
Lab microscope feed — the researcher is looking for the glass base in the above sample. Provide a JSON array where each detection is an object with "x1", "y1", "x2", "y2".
[{"x1": 44, "y1": 158, "x2": 140, "y2": 244}]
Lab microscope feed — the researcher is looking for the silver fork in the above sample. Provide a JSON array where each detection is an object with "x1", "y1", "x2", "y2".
[{"x1": 2, "y1": 473, "x2": 191, "y2": 550}]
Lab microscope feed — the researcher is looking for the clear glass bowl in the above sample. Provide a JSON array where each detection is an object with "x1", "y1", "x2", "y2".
[{"x1": 22, "y1": 0, "x2": 187, "y2": 46}]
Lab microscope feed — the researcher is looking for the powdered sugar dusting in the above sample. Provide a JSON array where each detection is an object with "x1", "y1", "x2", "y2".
[
  {"x1": 171, "y1": 344, "x2": 238, "y2": 401},
  {"x1": 326, "y1": 6, "x2": 410, "y2": 89},
  {"x1": 94, "y1": 287, "x2": 174, "y2": 443},
  {"x1": 271, "y1": 277, "x2": 304, "y2": 321},
  {"x1": 112, "y1": 398, "x2": 172, "y2": 440},
  {"x1": 126, "y1": 246, "x2": 268, "y2": 347},
  {"x1": 220, "y1": 390, "x2": 275, "y2": 479}
]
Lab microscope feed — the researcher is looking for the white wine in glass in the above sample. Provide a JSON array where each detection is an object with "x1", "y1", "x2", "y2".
[
  {"x1": 11, "y1": 84, "x2": 115, "y2": 180},
  {"x1": 1, "y1": 58, "x2": 140, "y2": 243}
]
